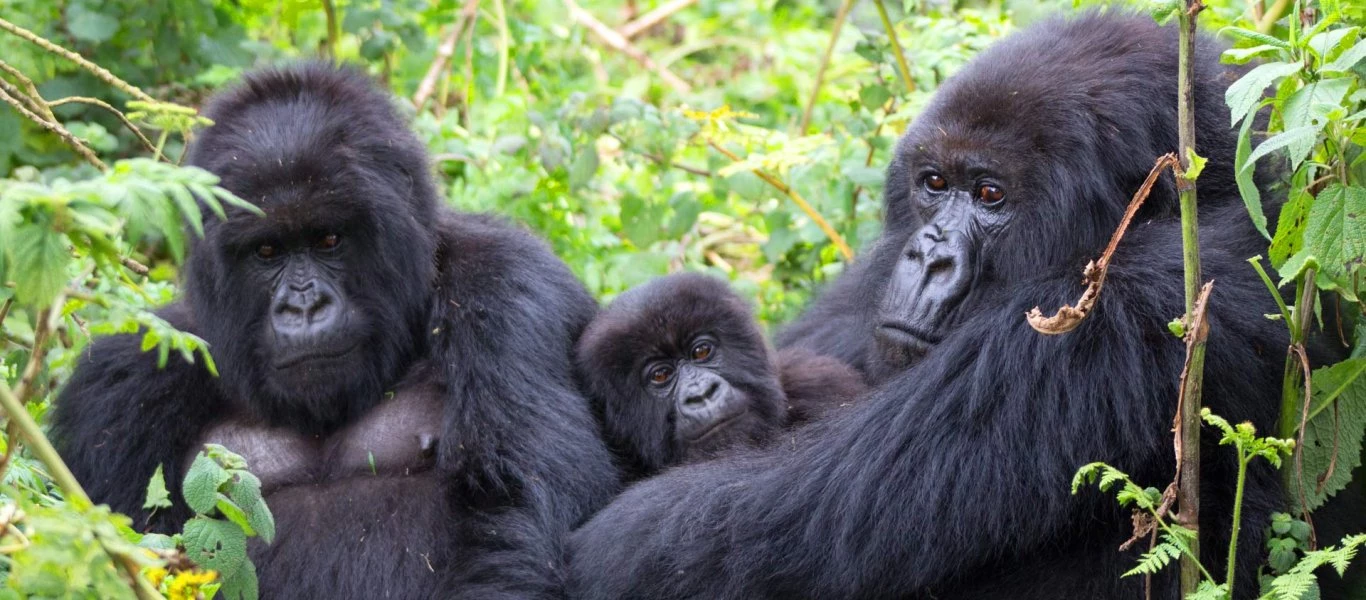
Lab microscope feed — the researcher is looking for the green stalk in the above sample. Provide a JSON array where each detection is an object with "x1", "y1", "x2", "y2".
[
  {"x1": 1226, "y1": 451, "x2": 1251, "y2": 598},
  {"x1": 871, "y1": 0, "x2": 913, "y2": 94},
  {"x1": 1175, "y1": 1, "x2": 1206, "y2": 594}
]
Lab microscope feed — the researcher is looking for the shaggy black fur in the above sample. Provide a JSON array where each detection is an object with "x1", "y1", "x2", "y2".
[
  {"x1": 52, "y1": 63, "x2": 619, "y2": 599},
  {"x1": 575, "y1": 273, "x2": 865, "y2": 480},
  {"x1": 570, "y1": 13, "x2": 1313, "y2": 598}
]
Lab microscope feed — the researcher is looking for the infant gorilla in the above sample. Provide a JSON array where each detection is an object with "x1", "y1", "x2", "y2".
[
  {"x1": 575, "y1": 273, "x2": 866, "y2": 479},
  {"x1": 193, "y1": 362, "x2": 442, "y2": 494}
]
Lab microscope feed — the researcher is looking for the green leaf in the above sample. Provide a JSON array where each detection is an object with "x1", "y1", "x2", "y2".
[
  {"x1": 1305, "y1": 26, "x2": 1358, "y2": 61},
  {"x1": 225, "y1": 470, "x2": 275, "y2": 544},
  {"x1": 1220, "y1": 26, "x2": 1293, "y2": 51},
  {"x1": 858, "y1": 84, "x2": 892, "y2": 109},
  {"x1": 1294, "y1": 358, "x2": 1366, "y2": 512},
  {"x1": 218, "y1": 559, "x2": 258, "y2": 600},
  {"x1": 1183, "y1": 148, "x2": 1207, "y2": 181},
  {"x1": 8, "y1": 222, "x2": 70, "y2": 306},
  {"x1": 845, "y1": 166, "x2": 885, "y2": 189},
  {"x1": 182, "y1": 453, "x2": 232, "y2": 515},
  {"x1": 182, "y1": 516, "x2": 247, "y2": 580},
  {"x1": 567, "y1": 147, "x2": 599, "y2": 190},
  {"x1": 142, "y1": 464, "x2": 172, "y2": 510},
  {"x1": 619, "y1": 193, "x2": 662, "y2": 247},
  {"x1": 215, "y1": 495, "x2": 255, "y2": 537},
  {"x1": 1221, "y1": 44, "x2": 1286, "y2": 64},
  {"x1": 1325, "y1": 36, "x2": 1366, "y2": 72},
  {"x1": 1281, "y1": 78, "x2": 1352, "y2": 164},
  {"x1": 66, "y1": 4, "x2": 120, "y2": 43},
  {"x1": 1243, "y1": 126, "x2": 1320, "y2": 173},
  {"x1": 1270, "y1": 186, "x2": 1312, "y2": 267},
  {"x1": 1301, "y1": 184, "x2": 1366, "y2": 279},
  {"x1": 1234, "y1": 109, "x2": 1270, "y2": 239},
  {"x1": 1225, "y1": 61, "x2": 1301, "y2": 126}
]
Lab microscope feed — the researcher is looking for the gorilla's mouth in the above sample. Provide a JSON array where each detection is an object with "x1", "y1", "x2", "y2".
[
  {"x1": 273, "y1": 343, "x2": 359, "y2": 369},
  {"x1": 685, "y1": 411, "x2": 747, "y2": 443},
  {"x1": 874, "y1": 321, "x2": 941, "y2": 360}
]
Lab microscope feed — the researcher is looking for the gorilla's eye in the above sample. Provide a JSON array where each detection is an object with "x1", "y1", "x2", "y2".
[
  {"x1": 690, "y1": 341, "x2": 713, "y2": 361},
  {"x1": 923, "y1": 173, "x2": 948, "y2": 193},
  {"x1": 648, "y1": 365, "x2": 675, "y2": 385},
  {"x1": 256, "y1": 244, "x2": 277, "y2": 259},
  {"x1": 316, "y1": 233, "x2": 341, "y2": 251},
  {"x1": 976, "y1": 183, "x2": 1005, "y2": 205}
]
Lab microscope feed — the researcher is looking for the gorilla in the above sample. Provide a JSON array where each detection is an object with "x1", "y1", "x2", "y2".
[
  {"x1": 569, "y1": 13, "x2": 1316, "y2": 599},
  {"x1": 574, "y1": 273, "x2": 866, "y2": 479},
  {"x1": 52, "y1": 63, "x2": 619, "y2": 598}
]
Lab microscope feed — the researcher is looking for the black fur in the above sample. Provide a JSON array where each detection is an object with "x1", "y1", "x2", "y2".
[
  {"x1": 52, "y1": 63, "x2": 619, "y2": 599},
  {"x1": 570, "y1": 14, "x2": 1306, "y2": 598}
]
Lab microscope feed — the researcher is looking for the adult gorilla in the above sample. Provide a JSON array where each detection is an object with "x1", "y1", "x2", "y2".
[
  {"x1": 53, "y1": 64, "x2": 618, "y2": 598},
  {"x1": 571, "y1": 13, "x2": 1301, "y2": 599}
]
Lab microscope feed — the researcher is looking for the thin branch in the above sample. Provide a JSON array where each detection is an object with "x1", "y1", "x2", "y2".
[
  {"x1": 120, "y1": 257, "x2": 150, "y2": 277},
  {"x1": 563, "y1": 0, "x2": 692, "y2": 93},
  {"x1": 619, "y1": 0, "x2": 698, "y2": 40},
  {"x1": 799, "y1": 0, "x2": 854, "y2": 133},
  {"x1": 49, "y1": 96, "x2": 157, "y2": 153},
  {"x1": 872, "y1": 0, "x2": 914, "y2": 94},
  {"x1": 0, "y1": 17, "x2": 154, "y2": 103},
  {"x1": 1256, "y1": 0, "x2": 1292, "y2": 33},
  {"x1": 412, "y1": 0, "x2": 481, "y2": 111},
  {"x1": 321, "y1": 0, "x2": 340, "y2": 57},
  {"x1": 1290, "y1": 343, "x2": 1319, "y2": 549},
  {"x1": 707, "y1": 139, "x2": 854, "y2": 261},
  {"x1": 0, "y1": 87, "x2": 106, "y2": 171},
  {"x1": 1026, "y1": 153, "x2": 1179, "y2": 334},
  {"x1": 492, "y1": 0, "x2": 510, "y2": 96}
]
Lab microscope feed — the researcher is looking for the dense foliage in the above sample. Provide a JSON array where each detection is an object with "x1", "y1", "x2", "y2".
[{"x1": 0, "y1": 0, "x2": 1362, "y2": 598}]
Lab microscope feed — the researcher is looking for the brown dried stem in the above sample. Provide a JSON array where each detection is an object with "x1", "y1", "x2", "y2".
[
  {"x1": 799, "y1": 0, "x2": 854, "y2": 133},
  {"x1": 1026, "y1": 153, "x2": 1179, "y2": 334},
  {"x1": 619, "y1": 0, "x2": 698, "y2": 39},
  {"x1": 50, "y1": 96, "x2": 157, "y2": 153}
]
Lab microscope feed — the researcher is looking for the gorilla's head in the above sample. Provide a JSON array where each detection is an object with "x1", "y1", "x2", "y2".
[
  {"x1": 184, "y1": 64, "x2": 439, "y2": 432},
  {"x1": 866, "y1": 13, "x2": 1242, "y2": 375},
  {"x1": 576, "y1": 274, "x2": 786, "y2": 475}
]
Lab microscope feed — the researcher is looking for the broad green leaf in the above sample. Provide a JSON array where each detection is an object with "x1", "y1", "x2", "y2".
[
  {"x1": 182, "y1": 516, "x2": 247, "y2": 580},
  {"x1": 567, "y1": 147, "x2": 599, "y2": 190},
  {"x1": 225, "y1": 470, "x2": 275, "y2": 544},
  {"x1": 1221, "y1": 44, "x2": 1285, "y2": 64},
  {"x1": 8, "y1": 222, "x2": 70, "y2": 306},
  {"x1": 858, "y1": 84, "x2": 892, "y2": 109},
  {"x1": 66, "y1": 4, "x2": 119, "y2": 43},
  {"x1": 1281, "y1": 78, "x2": 1352, "y2": 165},
  {"x1": 1301, "y1": 184, "x2": 1366, "y2": 279},
  {"x1": 1270, "y1": 187, "x2": 1312, "y2": 266},
  {"x1": 215, "y1": 495, "x2": 255, "y2": 537},
  {"x1": 218, "y1": 559, "x2": 258, "y2": 600},
  {"x1": 1295, "y1": 358, "x2": 1366, "y2": 512},
  {"x1": 1225, "y1": 61, "x2": 1301, "y2": 126},
  {"x1": 1305, "y1": 26, "x2": 1358, "y2": 61},
  {"x1": 1324, "y1": 37, "x2": 1366, "y2": 72},
  {"x1": 182, "y1": 453, "x2": 232, "y2": 514}
]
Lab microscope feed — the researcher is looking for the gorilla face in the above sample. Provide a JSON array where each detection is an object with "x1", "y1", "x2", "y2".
[
  {"x1": 577, "y1": 274, "x2": 787, "y2": 474},
  {"x1": 184, "y1": 65, "x2": 440, "y2": 432}
]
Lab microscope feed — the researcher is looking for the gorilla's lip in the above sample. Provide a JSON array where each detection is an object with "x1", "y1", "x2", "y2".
[
  {"x1": 875, "y1": 321, "x2": 941, "y2": 354},
  {"x1": 685, "y1": 411, "x2": 747, "y2": 442},
  {"x1": 272, "y1": 344, "x2": 359, "y2": 369}
]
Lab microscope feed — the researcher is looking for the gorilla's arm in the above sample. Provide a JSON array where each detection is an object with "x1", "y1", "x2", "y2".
[
  {"x1": 428, "y1": 212, "x2": 620, "y2": 598},
  {"x1": 51, "y1": 303, "x2": 225, "y2": 532},
  {"x1": 776, "y1": 347, "x2": 868, "y2": 426},
  {"x1": 570, "y1": 220, "x2": 1285, "y2": 598}
]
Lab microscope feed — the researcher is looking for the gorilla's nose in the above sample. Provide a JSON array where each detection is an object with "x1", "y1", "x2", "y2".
[
  {"x1": 272, "y1": 280, "x2": 341, "y2": 338},
  {"x1": 678, "y1": 379, "x2": 721, "y2": 416}
]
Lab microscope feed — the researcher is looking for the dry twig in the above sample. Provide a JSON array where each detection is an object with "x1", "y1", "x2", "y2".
[
  {"x1": 563, "y1": 0, "x2": 692, "y2": 93},
  {"x1": 1026, "y1": 153, "x2": 1179, "y2": 334},
  {"x1": 413, "y1": 0, "x2": 482, "y2": 111},
  {"x1": 618, "y1": 0, "x2": 698, "y2": 40}
]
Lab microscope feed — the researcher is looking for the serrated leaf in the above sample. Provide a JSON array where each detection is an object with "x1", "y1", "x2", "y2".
[
  {"x1": 1270, "y1": 187, "x2": 1312, "y2": 266},
  {"x1": 218, "y1": 559, "x2": 258, "y2": 600},
  {"x1": 182, "y1": 453, "x2": 232, "y2": 514},
  {"x1": 1222, "y1": 44, "x2": 1286, "y2": 64},
  {"x1": 225, "y1": 470, "x2": 274, "y2": 544},
  {"x1": 1226, "y1": 62, "x2": 1301, "y2": 126},
  {"x1": 1221, "y1": 26, "x2": 1293, "y2": 51},
  {"x1": 1302, "y1": 184, "x2": 1366, "y2": 279},
  {"x1": 215, "y1": 494, "x2": 255, "y2": 537},
  {"x1": 143, "y1": 464, "x2": 172, "y2": 510},
  {"x1": 1294, "y1": 358, "x2": 1366, "y2": 512},
  {"x1": 1325, "y1": 36, "x2": 1366, "y2": 72},
  {"x1": 182, "y1": 516, "x2": 247, "y2": 580},
  {"x1": 8, "y1": 222, "x2": 70, "y2": 306},
  {"x1": 1305, "y1": 26, "x2": 1358, "y2": 61}
]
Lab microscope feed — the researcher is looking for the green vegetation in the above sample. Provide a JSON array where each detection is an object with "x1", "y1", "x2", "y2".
[{"x1": 0, "y1": 0, "x2": 1362, "y2": 598}]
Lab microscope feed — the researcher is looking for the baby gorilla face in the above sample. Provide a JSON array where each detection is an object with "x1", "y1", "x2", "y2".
[
  {"x1": 641, "y1": 335, "x2": 774, "y2": 460},
  {"x1": 577, "y1": 273, "x2": 788, "y2": 477}
]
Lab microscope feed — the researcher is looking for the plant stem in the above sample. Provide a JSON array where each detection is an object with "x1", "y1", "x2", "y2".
[
  {"x1": 321, "y1": 0, "x2": 340, "y2": 57},
  {"x1": 798, "y1": 0, "x2": 854, "y2": 133},
  {"x1": 872, "y1": 0, "x2": 914, "y2": 94},
  {"x1": 492, "y1": 0, "x2": 509, "y2": 96},
  {"x1": 1175, "y1": 1, "x2": 1206, "y2": 595},
  {"x1": 0, "y1": 17, "x2": 154, "y2": 103},
  {"x1": 1226, "y1": 452, "x2": 1251, "y2": 598}
]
